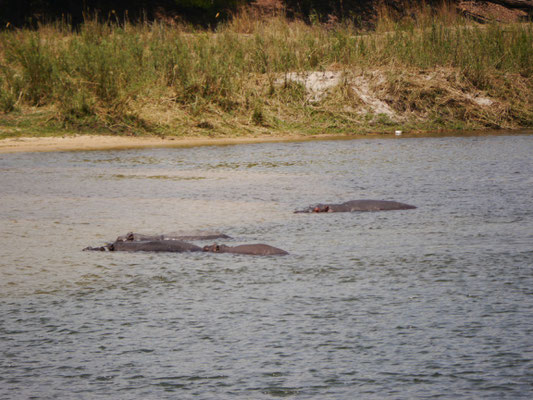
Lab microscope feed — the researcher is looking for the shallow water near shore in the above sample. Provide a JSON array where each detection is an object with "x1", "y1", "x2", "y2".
[{"x1": 1, "y1": 133, "x2": 532, "y2": 399}]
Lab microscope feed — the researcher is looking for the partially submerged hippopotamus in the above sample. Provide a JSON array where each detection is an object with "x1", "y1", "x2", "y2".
[
  {"x1": 294, "y1": 199, "x2": 416, "y2": 213},
  {"x1": 203, "y1": 243, "x2": 289, "y2": 256},
  {"x1": 116, "y1": 231, "x2": 231, "y2": 242},
  {"x1": 84, "y1": 240, "x2": 202, "y2": 252},
  {"x1": 84, "y1": 239, "x2": 288, "y2": 255}
]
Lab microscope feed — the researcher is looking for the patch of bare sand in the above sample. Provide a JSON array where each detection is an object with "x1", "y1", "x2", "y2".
[
  {"x1": 278, "y1": 70, "x2": 398, "y2": 118},
  {"x1": 278, "y1": 69, "x2": 498, "y2": 121}
]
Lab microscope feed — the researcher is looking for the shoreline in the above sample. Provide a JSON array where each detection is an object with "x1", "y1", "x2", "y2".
[
  {"x1": 0, "y1": 134, "x2": 342, "y2": 154},
  {"x1": 1, "y1": 130, "x2": 532, "y2": 154},
  {"x1": 0, "y1": 134, "x2": 359, "y2": 154}
]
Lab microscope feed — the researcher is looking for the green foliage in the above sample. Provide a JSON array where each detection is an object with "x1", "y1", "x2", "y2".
[
  {"x1": 0, "y1": 67, "x2": 20, "y2": 112},
  {"x1": 3, "y1": 33, "x2": 58, "y2": 105},
  {"x1": 151, "y1": 31, "x2": 241, "y2": 110},
  {"x1": 252, "y1": 102, "x2": 265, "y2": 125},
  {"x1": 0, "y1": 86, "x2": 17, "y2": 113}
]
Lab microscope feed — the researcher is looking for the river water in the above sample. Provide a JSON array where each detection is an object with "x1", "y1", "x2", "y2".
[{"x1": 1, "y1": 133, "x2": 532, "y2": 399}]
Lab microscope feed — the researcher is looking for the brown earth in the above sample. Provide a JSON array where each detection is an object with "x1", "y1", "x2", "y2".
[{"x1": 457, "y1": 1, "x2": 529, "y2": 22}]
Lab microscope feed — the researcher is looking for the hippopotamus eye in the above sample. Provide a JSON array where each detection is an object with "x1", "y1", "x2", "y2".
[{"x1": 215, "y1": 245, "x2": 220, "y2": 252}]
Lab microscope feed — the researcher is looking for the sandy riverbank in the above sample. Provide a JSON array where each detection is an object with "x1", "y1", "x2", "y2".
[
  {"x1": 2, "y1": 130, "x2": 532, "y2": 154},
  {"x1": 0, "y1": 134, "x2": 353, "y2": 154}
]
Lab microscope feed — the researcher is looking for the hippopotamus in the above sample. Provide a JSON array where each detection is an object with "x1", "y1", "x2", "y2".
[
  {"x1": 83, "y1": 240, "x2": 202, "y2": 252},
  {"x1": 203, "y1": 243, "x2": 289, "y2": 256},
  {"x1": 84, "y1": 239, "x2": 287, "y2": 255},
  {"x1": 116, "y1": 231, "x2": 231, "y2": 242},
  {"x1": 294, "y1": 199, "x2": 416, "y2": 213}
]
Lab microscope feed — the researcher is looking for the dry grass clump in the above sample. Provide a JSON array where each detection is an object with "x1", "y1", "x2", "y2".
[{"x1": 375, "y1": 69, "x2": 528, "y2": 129}]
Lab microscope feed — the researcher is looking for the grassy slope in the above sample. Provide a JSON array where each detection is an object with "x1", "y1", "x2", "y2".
[{"x1": 0, "y1": 6, "x2": 532, "y2": 139}]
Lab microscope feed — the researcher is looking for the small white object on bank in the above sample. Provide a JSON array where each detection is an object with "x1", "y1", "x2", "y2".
[{"x1": 395, "y1": 130, "x2": 402, "y2": 136}]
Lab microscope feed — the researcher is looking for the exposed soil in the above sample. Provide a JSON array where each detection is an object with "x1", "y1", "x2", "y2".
[
  {"x1": 457, "y1": 1, "x2": 529, "y2": 22},
  {"x1": 279, "y1": 69, "x2": 499, "y2": 123}
]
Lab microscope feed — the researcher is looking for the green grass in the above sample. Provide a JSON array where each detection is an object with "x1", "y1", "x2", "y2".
[{"x1": 0, "y1": 6, "x2": 532, "y2": 138}]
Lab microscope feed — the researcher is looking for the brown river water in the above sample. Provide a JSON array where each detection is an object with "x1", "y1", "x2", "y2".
[{"x1": 1, "y1": 133, "x2": 532, "y2": 399}]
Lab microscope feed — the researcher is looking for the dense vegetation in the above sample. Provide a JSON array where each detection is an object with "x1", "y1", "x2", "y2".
[
  {"x1": 3, "y1": 0, "x2": 514, "y2": 27},
  {"x1": 0, "y1": 3, "x2": 532, "y2": 138},
  {"x1": 1, "y1": 0, "x2": 245, "y2": 27}
]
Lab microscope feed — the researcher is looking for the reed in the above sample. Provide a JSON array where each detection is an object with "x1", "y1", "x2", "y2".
[{"x1": 0, "y1": 5, "x2": 531, "y2": 136}]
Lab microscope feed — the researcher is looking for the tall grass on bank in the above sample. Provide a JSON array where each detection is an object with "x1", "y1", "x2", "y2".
[{"x1": 0, "y1": 7, "x2": 532, "y2": 135}]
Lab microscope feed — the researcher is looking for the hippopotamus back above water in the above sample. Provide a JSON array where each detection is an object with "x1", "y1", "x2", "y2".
[
  {"x1": 203, "y1": 243, "x2": 289, "y2": 256},
  {"x1": 116, "y1": 231, "x2": 232, "y2": 242},
  {"x1": 294, "y1": 199, "x2": 416, "y2": 213},
  {"x1": 84, "y1": 240, "x2": 202, "y2": 252}
]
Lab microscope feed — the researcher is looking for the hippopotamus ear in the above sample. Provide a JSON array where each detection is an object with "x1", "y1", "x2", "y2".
[{"x1": 215, "y1": 244, "x2": 220, "y2": 252}]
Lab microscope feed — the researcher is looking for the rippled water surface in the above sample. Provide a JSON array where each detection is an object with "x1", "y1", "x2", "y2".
[{"x1": 1, "y1": 134, "x2": 533, "y2": 399}]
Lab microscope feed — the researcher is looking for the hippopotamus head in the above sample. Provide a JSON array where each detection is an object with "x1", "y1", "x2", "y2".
[
  {"x1": 294, "y1": 204, "x2": 332, "y2": 213},
  {"x1": 83, "y1": 245, "x2": 108, "y2": 251},
  {"x1": 203, "y1": 244, "x2": 230, "y2": 253}
]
